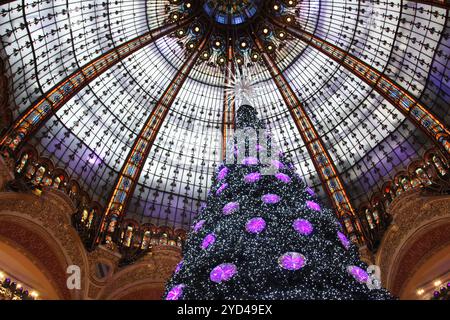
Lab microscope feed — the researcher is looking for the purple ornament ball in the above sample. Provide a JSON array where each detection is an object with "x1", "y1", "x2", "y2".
[
  {"x1": 278, "y1": 252, "x2": 306, "y2": 270},
  {"x1": 246, "y1": 217, "x2": 266, "y2": 234},
  {"x1": 275, "y1": 173, "x2": 291, "y2": 183},
  {"x1": 337, "y1": 231, "x2": 350, "y2": 250},
  {"x1": 347, "y1": 266, "x2": 369, "y2": 283},
  {"x1": 262, "y1": 193, "x2": 280, "y2": 204},
  {"x1": 166, "y1": 284, "x2": 185, "y2": 300},
  {"x1": 175, "y1": 260, "x2": 183, "y2": 273},
  {"x1": 223, "y1": 202, "x2": 239, "y2": 215},
  {"x1": 192, "y1": 220, "x2": 205, "y2": 232},
  {"x1": 244, "y1": 172, "x2": 261, "y2": 183},
  {"x1": 306, "y1": 187, "x2": 315, "y2": 196},
  {"x1": 201, "y1": 233, "x2": 216, "y2": 249},
  {"x1": 306, "y1": 200, "x2": 321, "y2": 211},
  {"x1": 292, "y1": 219, "x2": 314, "y2": 235},
  {"x1": 217, "y1": 167, "x2": 229, "y2": 181},
  {"x1": 216, "y1": 183, "x2": 228, "y2": 195},
  {"x1": 210, "y1": 263, "x2": 237, "y2": 283}
]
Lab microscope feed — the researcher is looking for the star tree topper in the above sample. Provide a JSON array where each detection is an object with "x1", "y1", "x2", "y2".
[{"x1": 224, "y1": 65, "x2": 263, "y2": 107}]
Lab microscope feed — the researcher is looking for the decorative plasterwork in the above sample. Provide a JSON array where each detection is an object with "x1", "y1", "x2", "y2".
[
  {"x1": 97, "y1": 246, "x2": 181, "y2": 300},
  {"x1": 0, "y1": 187, "x2": 183, "y2": 300},
  {"x1": 375, "y1": 190, "x2": 450, "y2": 296}
]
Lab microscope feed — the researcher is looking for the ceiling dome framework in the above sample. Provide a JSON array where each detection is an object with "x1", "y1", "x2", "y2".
[{"x1": 0, "y1": 0, "x2": 449, "y2": 248}]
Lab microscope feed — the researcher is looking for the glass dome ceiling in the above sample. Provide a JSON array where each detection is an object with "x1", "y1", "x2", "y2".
[
  {"x1": 0, "y1": 0, "x2": 448, "y2": 230},
  {"x1": 203, "y1": 0, "x2": 262, "y2": 25}
]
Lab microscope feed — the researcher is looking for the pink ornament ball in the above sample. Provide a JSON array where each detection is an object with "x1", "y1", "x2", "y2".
[
  {"x1": 166, "y1": 284, "x2": 185, "y2": 300},
  {"x1": 175, "y1": 260, "x2": 183, "y2": 273},
  {"x1": 216, "y1": 183, "x2": 228, "y2": 195},
  {"x1": 347, "y1": 266, "x2": 369, "y2": 283},
  {"x1": 201, "y1": 233, "x2": 216, "y2": 249},
  {"x1": 278, "y1": 252, "x2": 306, "y2": 270},
  {"x1": 210, "y1": 263, "x2": 237, "y2": 283},
  {"x1": 244, "y1": 172, "x2": 261, "y2": 183},
  {"x1": 223, "y1": 202, "x2": 239, "y2": 215},
  {"x1": 192, "y1": 220, "x2": 205, "y2": 232},
  {"x1": 245, "y1": 217, "x2": 266, "y2": 234},
  {"x1": 292, "y1": 219, "x2": 314, "y2": 235},
  {"x1": 306, "y1": 187, "x2": 315, "y2": 196},
  {"x1": 217, "y1": 167, "x2": 229, "y2": 180},
  {"x1": 262, "y1": 193, "x2": 280, "y2": 204},
  {"x1": 275, "y1": 172, "x2": 291, "y2": 183},
  {"x1": 306, "y1": 200, "x2": 321, "y2": 211},
  {"x1": 337, "y1": 231, "x2": 350, "y2": 250}
]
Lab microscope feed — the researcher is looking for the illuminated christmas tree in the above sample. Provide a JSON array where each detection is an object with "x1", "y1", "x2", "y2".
[{"x1": 164, "y1": 103, "x2": 393, "y2": 300}]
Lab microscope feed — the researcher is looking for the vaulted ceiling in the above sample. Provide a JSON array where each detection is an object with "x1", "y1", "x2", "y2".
[{"x1": 0, "y1": 0, "x2": 448, "y2": 229}]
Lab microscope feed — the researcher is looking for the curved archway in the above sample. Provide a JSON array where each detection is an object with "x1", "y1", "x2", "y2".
[
  {"x1": 0, "y1": 190, "x2": 90, "y2": 299},
  {"x1": 0, "y1": 216, "x2": 73, "y2": 299},
  {"x1": 376, "y1": 191, "x2": 450, "y2": 299},
  {"x1": 0, "y1": 239, "x2": 61, "y2": 299}
]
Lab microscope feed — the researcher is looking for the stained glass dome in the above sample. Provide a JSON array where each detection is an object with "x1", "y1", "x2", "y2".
[
  {"x1": 203, "y1": 0, "x2": 262, "y2": 25},
  {"x1": 0, "y1": 0, "x2": 448, "y2": 237}
]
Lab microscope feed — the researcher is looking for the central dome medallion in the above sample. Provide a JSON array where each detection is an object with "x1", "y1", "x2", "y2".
[
  {"x1": 166, "y1": 0, "x2": 299, "y2": 67},
  {"x1": 202, "y1": 0, "x2": 262, "y2": 25}
]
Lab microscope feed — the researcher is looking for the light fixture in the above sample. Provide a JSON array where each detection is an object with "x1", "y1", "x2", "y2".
[
  {"x1": 434, "y1": 279, "x2": 442, "y2": 287},
  {"x1": 416, "y1": 288, "x2": 424, "y2": 296}
]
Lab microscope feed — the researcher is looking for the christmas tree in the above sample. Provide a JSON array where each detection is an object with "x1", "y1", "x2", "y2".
[{"x1": 164, "y1": 103, "x2": 393, "y2": 300}]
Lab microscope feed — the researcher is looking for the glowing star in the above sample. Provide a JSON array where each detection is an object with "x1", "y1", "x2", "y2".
[
  {"x1": 210, "y1": 263, "x2": 237, "y2": 283},
  {"x1": 192, "y1": 220, "x2": 205, "y2": 232},
  {"x1": 306, "y1": 200, "x2": 321, "y2": 211},
  {"x1": 224, "y1": 65, "x2": 262, "y2": 107},
  {"x1": 292, "y1": 219, "x2": 314, "y2": 235},
  {"x1": 217, "y1": 167, "x2": 229, "y2": 180},
  {"x1": 216, "y1": 183, "x2": 228, "y2": 195},
  {"x1": 166, "y1": 284, "x2": 185, "y2": 300},
  {"x1": 278, "y1": 252, "x2": 306, "y2": 270},
  {"x1": 244, "y1": 172, "x2": 261, "y2": 183},
  {"x1": 175, "y1": 260, "x2": 183, "y2": 273},
  {"x1": 271, "y1": 159, "x2": 285, "y2": 170},
  {"x1": 262, "y1": 194, "x2": 280, "y2": 204},
  {"x1": 337, "y1": 231, "x2": 350, "y2": 249},
  {"x1": 275, "y1": 173, "x2": 291, "y2": 183},
  {"x1": 223, "y1": 202, "x2": 239, "y2": 215},
  {"x1": 246, "y1": 217, "x2": 266, "y2": 234},
  {"x1": 242, "y1": 156, "x2": 258, "y2": 165},
  {"x1": 347, "y1": 266, "x2": 369, "y2": 283},
  {"x1": 201, "y1": 234, "x2": 216, "y2": 249}
]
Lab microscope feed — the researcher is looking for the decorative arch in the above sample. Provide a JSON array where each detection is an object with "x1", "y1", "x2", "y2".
[
  {"x1": 376, "y1": 190, "x2": 450, "y2": 299},
  {"x1": 97, "y1": 246, "x2": 181, "y2": 300},
  {"x1": 0, "y1": 190, "x2": 90, "y2": 299}
]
